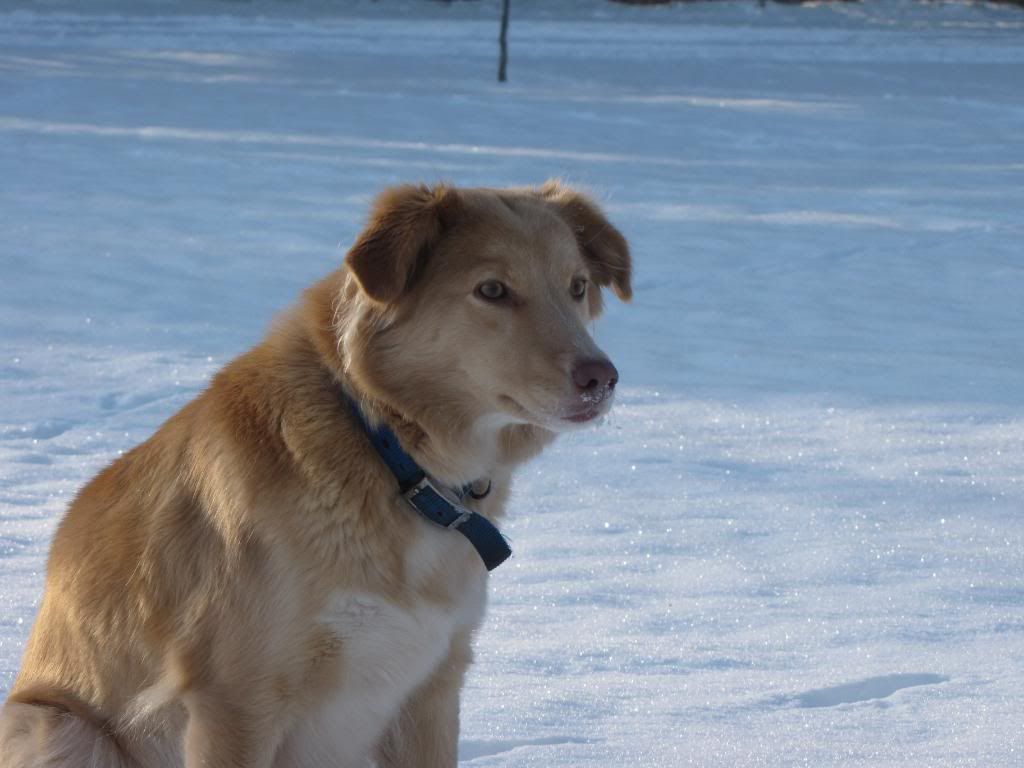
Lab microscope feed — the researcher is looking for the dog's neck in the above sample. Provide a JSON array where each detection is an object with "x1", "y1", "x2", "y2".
[
  {"x1": 345, "y1": 389, "x2": 550, "y2": 489},
  {"x1": 300, "y1": 270, "x2": 555, "y2": 489}
]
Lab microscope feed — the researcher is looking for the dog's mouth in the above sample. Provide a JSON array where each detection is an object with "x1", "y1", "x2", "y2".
[
  {"x1": 566, "y1": 382, "x2": 617, "y2": 423},
  {"x1": 499, "y1": 393, "x2": 614, "y2": 430},
  {"x1": 497, "y1": 394, "x2": 532, "y2": 421},
  {"x1": 564, "y1": 406, "x2": 603, "y2": 424}
]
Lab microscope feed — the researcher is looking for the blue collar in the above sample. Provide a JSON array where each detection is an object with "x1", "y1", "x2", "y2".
[{"x1": 345, "y1": 394, "x2": 511, "y2": 572}]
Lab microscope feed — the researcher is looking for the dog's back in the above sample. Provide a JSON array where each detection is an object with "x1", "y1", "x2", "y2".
[{"x1": 2, "y1": 396, "x2": 221, "y2": 767}]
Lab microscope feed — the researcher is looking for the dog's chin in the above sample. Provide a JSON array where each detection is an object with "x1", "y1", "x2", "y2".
[
  {"x1": 553, "y1": 406, "x2": 611, "y2": 432},
  {"x1": 495, "y1": 392, "x2": 615, "y2": 434},
  {"x1": 522, "y1": 399, "x2": 615, "y2": 434}
]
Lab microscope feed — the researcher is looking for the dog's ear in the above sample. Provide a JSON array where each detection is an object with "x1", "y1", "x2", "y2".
[
  {"x1": 536, "y1": 180, "x2": 632, "y2": 302},
  {"x1": 345, "y1": 184, "x2": 460, "y2": 304}
]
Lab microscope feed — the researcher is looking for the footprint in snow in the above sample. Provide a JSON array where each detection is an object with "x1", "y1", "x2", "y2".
[
  {"x1": 0, "y1": 419, "x2": 74, "y2": 441},
  {"x1": 459, "y1": 736, "x2": 593, "y2": 761},
  {"x1": 99, "y1": 390, "x2": 168, "y2": 412},
  {"x1": 11, "y1": 452, "x2": 52, "y2": 465},
  {"x1": 779, "y1": 673, "x2": 949, "y2": 709}
]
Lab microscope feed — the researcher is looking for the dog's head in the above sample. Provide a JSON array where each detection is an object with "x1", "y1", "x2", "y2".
[{"x1": 342, "y1": 180, "x2": 631, "y2": 436}]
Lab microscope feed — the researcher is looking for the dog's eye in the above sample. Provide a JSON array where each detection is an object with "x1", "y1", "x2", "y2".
[
  {"x1": 475, "y1": 280, "x2": 508, "y2": 301},
  {"x1": 570, "y1": 277, "x2": 587, "y2": 300}
]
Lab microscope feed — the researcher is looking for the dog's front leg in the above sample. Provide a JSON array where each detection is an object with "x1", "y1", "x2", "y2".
[
  {"x1": 375, "y1": 631, "x2": 473, "y2": 768},
  {"x1": 183, "y1": 689, "x2": 281, "y2": 768}
]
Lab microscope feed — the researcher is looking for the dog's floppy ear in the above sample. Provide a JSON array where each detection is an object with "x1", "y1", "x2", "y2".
[
  {"x1": 536, "y1": 179, "x2": 632, "y2": 302},
  {"x1": 345, "y1": 184, "x2": 460, "y2": 304}
]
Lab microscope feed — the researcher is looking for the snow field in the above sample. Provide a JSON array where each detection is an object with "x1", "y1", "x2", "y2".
[{"x1": 2, "y1": 1, "x2": 1023, "y2": 764}]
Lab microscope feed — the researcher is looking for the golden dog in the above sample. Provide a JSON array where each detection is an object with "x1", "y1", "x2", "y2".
[{"x1": 0, "y1": 180, "x2": 631, "y2": 767}]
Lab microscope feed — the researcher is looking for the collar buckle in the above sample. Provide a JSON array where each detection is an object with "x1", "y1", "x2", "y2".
[
  {"x1": 401, "y1": 475, "x2": 433, "y2": 502},
  {"x1": 402, "y1": 475, "x2": 473, "y2": 530}
]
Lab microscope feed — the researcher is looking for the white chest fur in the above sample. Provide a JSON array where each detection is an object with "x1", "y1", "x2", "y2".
[{"x1": 278, "y1": 523, "x2": 488, "y2": 767}]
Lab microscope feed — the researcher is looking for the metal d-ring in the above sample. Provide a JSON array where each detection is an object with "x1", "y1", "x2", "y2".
[{"x1": 467, "y1": 479, "x2": 492, "y2": 500}]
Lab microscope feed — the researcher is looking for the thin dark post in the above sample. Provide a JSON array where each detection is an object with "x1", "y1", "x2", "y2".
[{"x1": 498, "y1": 0, "x2": 510, "y2": 83}]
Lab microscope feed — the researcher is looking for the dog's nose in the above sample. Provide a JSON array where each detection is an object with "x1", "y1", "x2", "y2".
[{"x1": 572, "y1": 358, "x2": 618, "y2": 393}]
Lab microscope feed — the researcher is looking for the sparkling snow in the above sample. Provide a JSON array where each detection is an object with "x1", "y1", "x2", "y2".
[{"x1": 1, "y1": 1, "x2": 1022, "y2": 765}]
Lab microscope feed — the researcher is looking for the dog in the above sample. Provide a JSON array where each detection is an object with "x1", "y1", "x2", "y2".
[{"x1": 0, "y1": 180, "x2": 631, "y2": 768}]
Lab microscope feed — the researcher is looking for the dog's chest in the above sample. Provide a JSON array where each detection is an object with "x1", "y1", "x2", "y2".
[{"x1": 284, "y1": 527, "x2": 487, "y2": 764}]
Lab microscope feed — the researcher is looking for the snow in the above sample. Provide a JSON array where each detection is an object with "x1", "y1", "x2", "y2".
[{"x1": 2, "y1": 0, "x2": 1023, "y2": 765}]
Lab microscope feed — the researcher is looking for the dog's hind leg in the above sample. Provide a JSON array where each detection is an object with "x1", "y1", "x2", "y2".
[
  {"x1": 180, "y1": 689, "x2": 282, "y2": 768},
  {"x1": 0, "y1": 700, "x2": 131, "y2": 768}
]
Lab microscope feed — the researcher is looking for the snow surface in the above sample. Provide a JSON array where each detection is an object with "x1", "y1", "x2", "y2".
[{"x1": 2, "y1": 1, "x2": 1023, "y2": 765}]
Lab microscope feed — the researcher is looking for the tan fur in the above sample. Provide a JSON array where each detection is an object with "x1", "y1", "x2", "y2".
[{"x1": 1, "y1": 181, "x2": 631, "y2": 768}]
